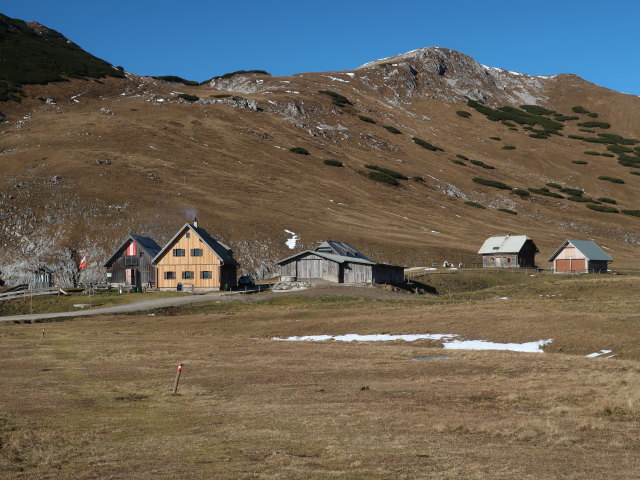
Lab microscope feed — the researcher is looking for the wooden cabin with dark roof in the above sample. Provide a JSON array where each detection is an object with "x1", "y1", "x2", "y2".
[
  {"x1": 104, "y1": 235, "x2": 162, "y2": 287},
  {"x1": 152, "y1": 219, "x2": 238, "y2": 291},
  {"x1": 478, "y1": 235, "x2": 538, "y2": 268},
  {"x1": 548, "y1": 239, "x2": 612, "y2": 274},
  {"x1": 276, "y1": 240, "x2": 404, "y2": 284}
]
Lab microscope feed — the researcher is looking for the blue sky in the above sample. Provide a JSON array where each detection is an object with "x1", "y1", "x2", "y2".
[{"x1": 4, "y1": 1, "x2": 639, "y2": 95}]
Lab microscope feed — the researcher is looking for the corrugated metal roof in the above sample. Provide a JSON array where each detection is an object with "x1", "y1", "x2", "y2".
[
  {"x1": 315, "y1": 241, "x2": 372, "y2": 260},
  {"x1": 548, "y1": 239, "x2": 612, "y2": 262},
  {"x1": 276, "y1": 250, "x2": 376, "y2": 266},
  {"x1": 478, "y1": 235, "x2": 535, "y2": 254}
]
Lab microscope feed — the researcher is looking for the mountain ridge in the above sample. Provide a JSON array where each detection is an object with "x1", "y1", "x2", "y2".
[{"x1": 1, "y1": 16, "x2": 640, "y2": 287}]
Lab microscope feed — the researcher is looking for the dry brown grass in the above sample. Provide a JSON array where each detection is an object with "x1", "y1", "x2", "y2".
[{"x1": 1, "y1": 276, "x2": 639, "y2": 478}]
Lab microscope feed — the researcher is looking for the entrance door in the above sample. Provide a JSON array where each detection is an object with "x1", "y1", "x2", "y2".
[{"x1": 125, "y1": 269, "x2": 137, "y2": 286}]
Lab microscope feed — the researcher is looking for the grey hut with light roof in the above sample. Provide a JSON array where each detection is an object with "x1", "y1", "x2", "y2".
[
  {"x1": 478, "y1": 234, "x2": 538, "y2": 268},
  {"x1": 276, "y1": 241, "x2": 404, "y2": 284}
]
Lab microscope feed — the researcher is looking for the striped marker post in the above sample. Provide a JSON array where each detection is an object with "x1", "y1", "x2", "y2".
[{"x1": 172, "y1": 363, "x2": 184, "y2": 394}]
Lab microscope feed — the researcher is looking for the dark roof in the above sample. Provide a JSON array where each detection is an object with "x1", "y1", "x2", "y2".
[
  {"x1": 276, "y1": 249, "x2": 404, "y2": 269},
  {"x1": 103, "y1": 234, "x2": 162, "y2": 267},
  {"x1": 548, "y1": 239, "x2": 613, "y2": 262},
  {"x1": 152, "y1": 223, "x2": 237, "y2": 265},
  {"x1": 315, "y1": 241, "x2": 372, "y2": 260}
]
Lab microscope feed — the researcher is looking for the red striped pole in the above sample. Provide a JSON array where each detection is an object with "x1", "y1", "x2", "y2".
[{"x1": 172, "y1": 363, "x2": 184, "y2": 394}]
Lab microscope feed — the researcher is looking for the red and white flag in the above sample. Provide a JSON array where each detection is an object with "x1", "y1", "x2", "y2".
[
  {"x1": 78, "y1": 252, "x2": 87, "y2": 270},
  {"x1": 126, "y1": 242, "x2": 137, "y2": 256}
]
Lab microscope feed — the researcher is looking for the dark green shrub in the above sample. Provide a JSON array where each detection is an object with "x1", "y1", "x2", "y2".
[
  {"x1": 456, "y1": 154, "x2": 469, "y2": 160},
  {"x1": 318, "y1": 90, "x2": 352, "y2": 107},
  {"x1": 513, "y1": 189, "x2": 530, "y2": 198},
  {"x1": 382, "y1": 125, "x2": 402, "y2": 134},
  {"x1": 413, "y1": 176, "x2": 425, "y2": 182},
  {"x1": 528, "y1": 188, "x2": 564, "y2": 199},
  {"x1": 358, "y1": 115, "x2": 376, "y2": 124},
  {"x1": 560, "y1": 187, "x2": 583, "y2": 196},
  {"x1": 490, "y1": 136, "x2": 501, "y2": 141},
  {"x1": 472, "y1": 177, "x2": 513, "y2": 190},
  {"x1": 501, "y1": 121, "x2": 516, "y2": 127},
  {"x1": 412, "y1": 137, "x2": 443, "y2": 151},
  {"x1": 177, "y1": 93, "x2": 199, "y2": 102},
  {"x1": 580, "y1": 129, "x2": 596, "y2": 133},
  {"x1": 529, "y1": 133, "x2": 549, "y2": 139},
  {"x1": 497, "y1": 208, "x2": 517, "y2": 215},
  {"x1": 469, "y1": 159, "x2": 495, "y2": 169},
  {"x1": 323, "y1": 159, "x2": 343, "y2": 167},
  {"x1": 207, "y1": 70, "x2": 270, "y2": 81},
  {"x1": 568, "y1": 135, "x2": 584, "y2": 140},
  {"x1": 587, "y1": 204, "x2": 619, "y2": 213},
  {"x1": 598, "y1": 197, "x2": 617, "y2": 204},
  {"x1": 365, "y1": 164, "x2": 407, "y2": 180},
  {"x1": 567, "y1": 196, "x2": 593, "y2": 203},
  {"x1": 572, "y1": 160, "x2": 588, "y2": 164},
  {"x1": 367, "y1": 171, "x2": 399, "y2": 186},
  {"x1": 577, "y1": 121, "x2": 610, "y2": 129},
  {"x1": 464, "y1": 201, "x2": 485, "y2": 209},
  {"x1": 211, "y1": 94, "x2": 232, "y2": 98},
  {"x1": 509, "y1": 127, "x2": 518, "y2": 131},
  {"x1": 587, "y1": 112, "x2": 599, "y2": 118},
  {"x1": 502, "y1": 145, "x2": 516, "y2": 150},
  {"x1": 467, "y1": 99, "x2": 564, "y2": 133},
  {"x1": 598, "y1": 176, "x2": 624, "y2": 184},
  {"x1": 583, "y1": 151, "x2": 602, "y2": 156},
  {"x1": 452, "y1": 160, "x2": 466, "y2": 166},
  {"x1": 554, "y1": 115, "x2": 579, "y2": 121},
  {"x1": 456, "y1": 110, "x2": 471, "y2": 118},
  {"x1": 621, "y1": 210, "x2": 640, "y2": 217},
  {"x1": 602, "y1": 153, "x2": 615, "y2": 157},
  {"x1": 520, "y1": 105, "x2": 555, "y2": 115},
  {"x1": 290, "y1": 147, "x2": 310, "y2": 155},
  {"x1": 630, "y1": 171, "x2": 640, "y2": 176},
  {"x1": 572, "y1": 106, "x2": 589, "y2": 114},
  {"x1": 546, "y1": 183, "x2": 562, "y2": 189},
  {"x1": 608, "y1": 144, "x2": 633, "y2": 154},
  {"x1": 153, "y1": 75, "x2": 199, "y2": 86}
]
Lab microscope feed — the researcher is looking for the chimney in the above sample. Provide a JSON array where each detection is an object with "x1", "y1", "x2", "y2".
[{"x1": 193, "y1": 216, "x2": 198, "y2": 228}]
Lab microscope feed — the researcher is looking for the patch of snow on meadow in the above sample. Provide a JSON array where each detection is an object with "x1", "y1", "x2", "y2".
[
  {"x1": 586, "y1": 349, "x2": 612, "y2": 358},
  {"x1": 284, "y1": 229, "x2": 299, "y2": 249},
  {"x1": 443, "y1": 339, "x2": 552, "y2": 353},
  {"x1": 274, "y1": 334, "x2": 458, "y2": 342}
]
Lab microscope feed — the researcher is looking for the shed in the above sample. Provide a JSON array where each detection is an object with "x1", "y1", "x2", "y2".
[
  {"x1": 548, "y1": 239, "x2": 612, "y2": 274},
  {"x1": 478, "y1": 235, "x2": 538, "y2": 268},
  {"x1": 33, "y1": 266, "x2": 55, "y2": 289},
  {"x1": 104, "y1": 235, "x2": 162, "y2": 287},
  {"x1": 277, "y1": 241, "x2": 404, "y2": 284},
  {"x1": 153, "y1": 219, "x2": 238, "y2": 291}
]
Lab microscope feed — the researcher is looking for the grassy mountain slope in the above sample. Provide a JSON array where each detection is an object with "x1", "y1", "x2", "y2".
[
  {"x1": 0, "y1": 14, "x2": 124, "y2": 102},
  {"x1": 1, "y1": 38, "x2": 640, "y2": 284}
]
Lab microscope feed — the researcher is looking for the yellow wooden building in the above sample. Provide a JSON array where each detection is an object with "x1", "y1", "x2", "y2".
[{"x1": 152, "y1": 220, "x2": 238, "y2": 291}]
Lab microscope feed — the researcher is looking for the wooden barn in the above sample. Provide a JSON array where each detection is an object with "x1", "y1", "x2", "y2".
[
  {"x1": 548, "y1": 239, "x2": 612, "y2": 274},
  {"x1": 153, "y1": 219, "x2": 238, "y2": 291},
  {"x1": 276, "y1": 241, "x2": 404, "y2": 285},
  {"x1": 478, "y1": 235, "x2": 538, "y2": 268},
  {"x1": 104, "y1": 235, "x2": 162, "y2": 287}
]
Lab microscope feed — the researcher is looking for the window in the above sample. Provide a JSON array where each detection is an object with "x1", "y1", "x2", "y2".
[
  {"x1": 191, "y1": 248, "x2": 203, "y2": 257},
  {"x1": 201, "y1": 271, "x2": 212, "y2": 279},
  {"x1": 185, "y1": 232, "x2": 190, "y2": 238},
  {"x1": 182, "y1": 271, "x2": 194, "y2": 279},
  {"x1": 173, "y1": 249, "x2": 185, "y2": 257},
  {"x1": 164, "y1": 271, "x2": 176, "y2": 280},
  {"x1": 139, "y1": 252, "x2": 144, "y2": 257}
]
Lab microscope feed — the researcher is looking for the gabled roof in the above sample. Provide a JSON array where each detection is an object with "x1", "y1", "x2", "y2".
[
  {"x1": 548, "y1": 239, "x2": 613, "y2": 262},
  {"x1": 276, "y1": 249, "x2": 377, "y2": 266},
  {"x1": 478, "y1": 235, "x2": 538, "y2": 255},
  {"x1": 152, "y1": 223, "x2": 237, "y2": 265},
  {"x1": 315, "y1": 241, "x2": 372, "y2": 261},
  {"x1": 103, "y1": 234, "x2": 162, "y2": 267}
]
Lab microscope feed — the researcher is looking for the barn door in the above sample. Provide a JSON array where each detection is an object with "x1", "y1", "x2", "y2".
[{"x1": 125, "y1": 269, "x2": 137, "y2": 285}]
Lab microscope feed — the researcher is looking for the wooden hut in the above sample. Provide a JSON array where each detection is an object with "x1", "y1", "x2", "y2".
[
  {"x1": 33, "y1": 266, "x2": 55, "y2": 289},
  {"x1": 548, "y1": 239, "x2": 612, "y2": 274},
  {"x1": 152, "y1": 219, "x2": 237, "y2": 291},
  {"x1": 478, "y1": 235, "x2": 538, "y2": 268},
  {"x1": 277, "y1": 240, "x2": 404, "y2": 284},
  {"x1": 104, "y1": 235, "x2": 162, "y2": 288}
]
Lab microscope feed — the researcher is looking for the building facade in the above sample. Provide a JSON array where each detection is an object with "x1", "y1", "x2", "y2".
[
  {"x1": 478, "y1": 235, "x2": 538, "y2": 268},
  {"x1": 548, "y1": 239, "x2": 612, "y2": 274},
  {"x1": 104, "y1": 235, "x2": 161, "y2": 287}
]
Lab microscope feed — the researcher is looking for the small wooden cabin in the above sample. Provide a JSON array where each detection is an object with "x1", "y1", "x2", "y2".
[
  {"x1": 152, "y1": 220, "x2": 237, "y2": 291},
  {"x1": 277, "y1": 241, "x2": 404, "y2": 284},
  {"x1": 33, "y1": 266, "x2": 55, "y2": 289},
  {"x1": 478, "y1": 235, "x2": 538, "y2": 268},
  {"x1": 548, "y1": 239, "x2": 612, "y2": 274},
  {"x1": 104, "y1": 235, "x2": 162, "y2": 287}
]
